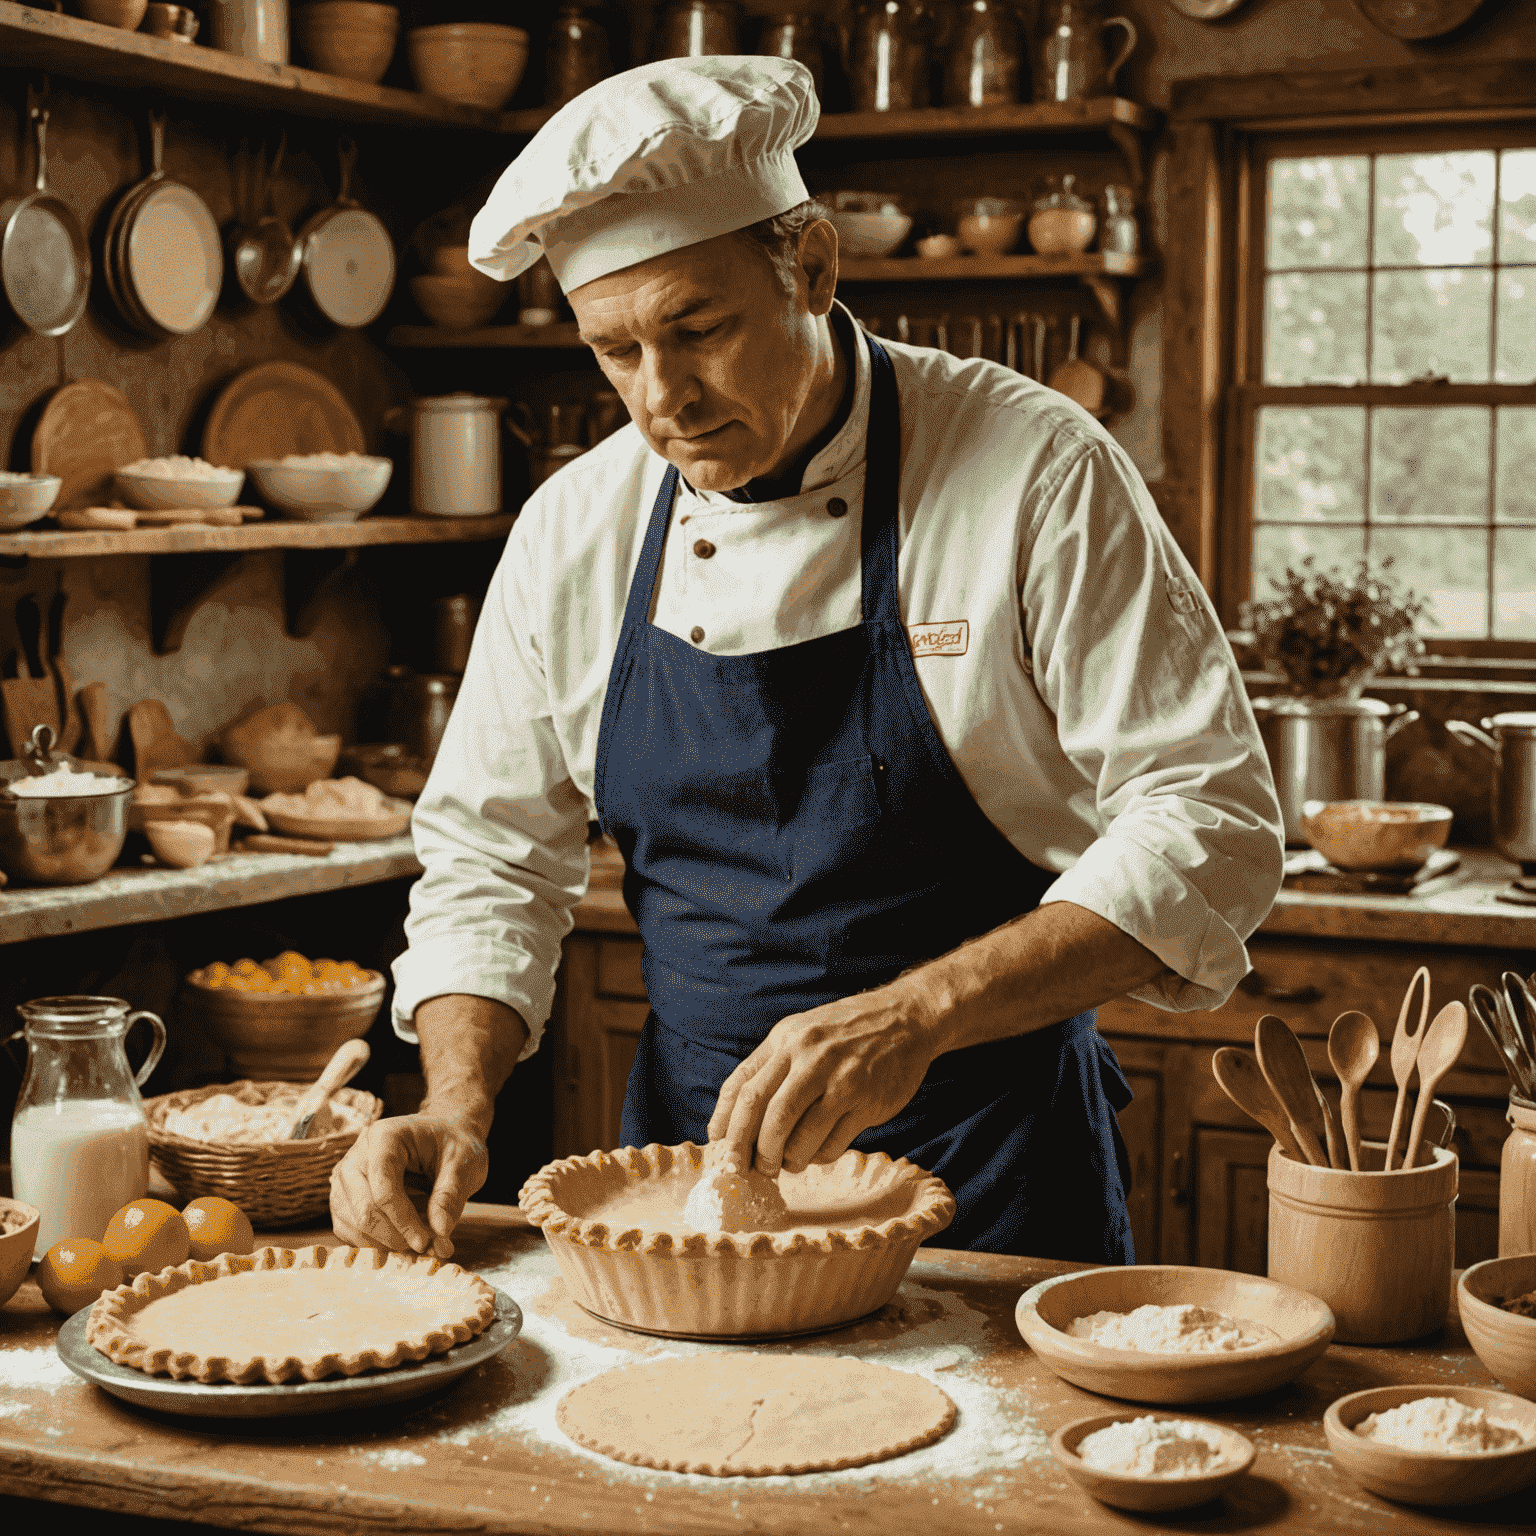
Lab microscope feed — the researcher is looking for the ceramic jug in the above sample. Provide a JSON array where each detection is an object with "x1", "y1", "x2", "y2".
[
  {"x1": 208, "y1": 0, "x2": 289, "y2": 64},
  {"x1": 1035, "y1": 0, "x2": 1135, "y2": 103},
  {"x1": 6, "y1": 996, "x2": 165, "y2": 1258}
]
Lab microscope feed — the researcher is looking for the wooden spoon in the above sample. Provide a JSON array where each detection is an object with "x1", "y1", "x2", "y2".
[
  {"x1": 1211, "y1": 1047, "x2": 1304, "y2": 1161},
  {"x1": 1254, "y1": 1014, "x2": 1329, "y2": 1168},
  {"x1": 1383, "y1": 966, "x2": 1432, "y2": 1171},
  {"x1": 288, "y1": 1037, "x2": 370, "y2": 1141},
  {"x1": 1402, "y1": 1002, "x2": 1468, "y2": 1171},
  {"x1": 1327, "y1": 1010, "x2": 1380, "y2": 1172}
]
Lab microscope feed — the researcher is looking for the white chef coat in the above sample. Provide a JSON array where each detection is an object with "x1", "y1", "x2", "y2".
[{"x1": 392, "y1": 303, "x2": 1284, "y2": 1058}]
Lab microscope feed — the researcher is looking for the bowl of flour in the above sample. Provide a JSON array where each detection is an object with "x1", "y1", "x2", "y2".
[
  {"x1": 1325, "y1": 1385, "x2": 1536, "y2": 1506},
  {"x1": 1051, "y1": 1410, "x2": 1256, "y2": 1512},
  {"x1": 1016, "y1": 1264, "x2": 1335, "y2": 1404}
]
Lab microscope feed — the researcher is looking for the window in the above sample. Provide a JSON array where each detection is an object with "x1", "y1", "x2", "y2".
[{"x1": 1234, "y1": 128, "x2": 1536, "y2": 648}]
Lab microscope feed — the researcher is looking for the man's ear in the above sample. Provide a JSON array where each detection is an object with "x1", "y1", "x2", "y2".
[{"x1": 798, "y1": 219, "x2": 839, "y2": 317}]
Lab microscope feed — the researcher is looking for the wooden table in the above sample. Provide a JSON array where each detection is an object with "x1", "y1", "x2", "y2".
[{"x1": 0, "y1": 1204, "x2": 1529, "y2": 1535}]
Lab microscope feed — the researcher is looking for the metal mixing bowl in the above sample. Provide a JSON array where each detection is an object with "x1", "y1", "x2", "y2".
[{"x1": 0, "y1": 759, "x2": 134, "y2": 886}]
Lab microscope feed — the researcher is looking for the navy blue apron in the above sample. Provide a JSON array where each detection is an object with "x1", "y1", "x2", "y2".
[{"x1": 592, "y1": 334, "x2": 1134, "y2": 1263}]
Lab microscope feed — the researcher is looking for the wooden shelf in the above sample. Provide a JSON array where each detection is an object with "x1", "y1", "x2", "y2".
[
  {"x1": 387, "y1": 323, "x2": 587, "y2": 350},
  {"x1": 0, "y1": 513, "x2": 515, "y2": 559},
  {"x1": 812, "y1": 97, "x2": 1161, "y2": 142},
  {"x1": 0, "y1": 835, "x2": 422, "y2": 946},
  {"x1": 838, "y1": 252, "x2": 1155, "y2": 282},
  {"x1": 0, "y1": 2, "x2": 537, "y2": 132}
]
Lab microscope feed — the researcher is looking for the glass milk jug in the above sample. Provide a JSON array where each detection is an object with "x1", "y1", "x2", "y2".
[{"x1": 7, "y1": 996, "x2": 166, "y2": 1259}]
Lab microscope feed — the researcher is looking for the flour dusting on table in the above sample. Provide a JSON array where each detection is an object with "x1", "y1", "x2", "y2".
[{"x1": 0, "y1": 1345, "x2": 76, "y2": 1392}]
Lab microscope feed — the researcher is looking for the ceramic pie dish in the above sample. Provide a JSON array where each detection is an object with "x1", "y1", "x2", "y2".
[
  {"x1": 518, "y1": 1141, "x2": 955, "y2": 1340},
  {"x1": 86, "y1": 1244, "x2": 496, "y2": 1384}
]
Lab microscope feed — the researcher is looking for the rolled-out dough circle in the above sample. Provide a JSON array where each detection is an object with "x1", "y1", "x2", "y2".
[{"x1": 557, "y1": 1352, "x2": 957, "y2": 1477}]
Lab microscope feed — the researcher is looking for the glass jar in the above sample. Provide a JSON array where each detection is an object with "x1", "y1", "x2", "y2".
[
  {"x1": 1099, "y1": 183, "x2": 1139, "y2": 254},
  {"x1": 848, "y1": 0, "x2": 931, "y2": 112},
  {"x1": 545, "y1": 4, "x2": 613, "y2": 111},
  {"x1": 943, "y1": 0, "x2": 1021, "y2": 109},
  {"x1": 1028, "y1": 173, "x2": 1097, "y2": 254},
  {"x1": 651, "y1": 0, "x2": 740, "y2": 60},
  {"x1": 758, "y1": 11, "x2": 825, "y2": 98},
  {"x1": 6, "y1": 996, "x2": 166, "y2": 1258}
]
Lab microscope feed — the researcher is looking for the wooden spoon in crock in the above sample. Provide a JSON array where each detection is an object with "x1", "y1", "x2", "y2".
[
  {"x1": 1401, "y1": 1002, "x2": 1467, "y2": 1171},
  {"x1": 1254, "y1": 1014, "x2": 1329, "y2": 1167},
  {"x1": 1328, "y1": 1010, "x2": 1380, "y2": 1172},
  {"x1": 1212, "y1": 1047, "x2": 1305, "y2": 1161},
  {"x1": 1383, "y1": 966, "x2": 1431, "y2": 1171}
]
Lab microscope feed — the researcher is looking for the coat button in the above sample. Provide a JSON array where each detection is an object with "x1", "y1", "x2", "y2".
[
  {"x1": 827, "y1": 497, "x2": 848, "y2": 517},
  {"x1": 693, "y1": 539, "x2": 716, "y2": 559},
  {"x1": 690, "y1": 626, "x2": 705, "y2": 644}
]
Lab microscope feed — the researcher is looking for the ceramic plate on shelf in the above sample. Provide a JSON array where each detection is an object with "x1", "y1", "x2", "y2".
[
  {"x1": 30, "y1": 379, "x2": 149, "y2": 511},
  {"x1": 1165, "y1": 0, "x2": 1250, "y2": 18},
  {"x1": 201, "y1": 362, "x2": 366, "y2": 470},
  {"x1": 303, "y1": 207, "x2": 396, "y2": 329},
  {"x1": 126, "y1": 181, "x2": 223, "y2": 335},
  {"x1": 1351, "y1": 0, "x2": 1484, "y2": 38}
]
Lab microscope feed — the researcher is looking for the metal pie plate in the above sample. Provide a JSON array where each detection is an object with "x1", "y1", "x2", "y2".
[{"x1": 55, "y1": 1288, "x2": 521, "y2": 1419}]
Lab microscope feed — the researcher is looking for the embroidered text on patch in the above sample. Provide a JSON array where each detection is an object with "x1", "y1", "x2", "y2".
[{"x1": 908, "y1": 620, "x2": 970, "y2": 657}]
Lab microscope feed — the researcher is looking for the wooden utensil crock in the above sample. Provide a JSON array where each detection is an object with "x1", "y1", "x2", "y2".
[
  {"x1": 1502, "y1": 1093, "x2": 1536, "y2": 1257},
  {"x1": 1268, "y1": 1139, "x2": 1456, "y2": 1344}
]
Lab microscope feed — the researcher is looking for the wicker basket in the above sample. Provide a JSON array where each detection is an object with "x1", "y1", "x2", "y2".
[{"x1": 145, "y1": 1080, "x2": 382, "y2": 1228}]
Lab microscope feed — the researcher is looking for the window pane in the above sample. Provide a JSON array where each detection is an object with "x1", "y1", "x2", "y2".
[
  {"x1": 1252, "y1": 525, "x2": 1365, "y2": 603},
  {"x1": 1496, "y1": 408, "x2": 1536, "y2": 523},
  {"x1": 1497, "y1": 268, "x2": 1536, "y2": 383},
  {"x1": 1494, "y1": 527, "x2": 1536, "y2": 640},
  {"x1": 1369, "y1": 526, "x2": 1486, "y2": 638},
  {"x1": 1374, "y1": 151, "x2": 1495, "y2": 267},
  {"x1": 1500, "y1": 148, "x2": 1536, "y2": 262},
  {"x1": 1372, "y1": 268, "x2": 1492, "y2": 382},
  {"x1": 1370, "y1": 407, "x2": 1491, "y2": 524},
  {"x1": 1255, "y1": 407, "x2": 1366, "y2": 522},
  {"x1": 1265, "y1": 272, "x2": 1368, "y2": 384},
  {"x1": 1267, "y1": 156, "x2": 1370, "y2": 269}
]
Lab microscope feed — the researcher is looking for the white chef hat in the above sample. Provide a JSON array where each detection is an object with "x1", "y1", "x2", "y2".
[{"x1": 467, "y1": 56, "x2": 819, "y2": 292}]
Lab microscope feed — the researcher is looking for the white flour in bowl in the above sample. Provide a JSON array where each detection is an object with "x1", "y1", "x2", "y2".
[
  {"x1": 1356, "y1": 1397, "x2": 1529, "y2": 1454},
  {"x1": 1069, "y1": 1303, "x2": 1279, "y2": 1353},
  {"x1": 5, "y1": 767, "x2": 132, "y2": 798},
  {"x1": 1078, "y1": 1416, "x2": 1233, "y2": 1478},
  {"x1": 120, "y1": 456, "x2": 241, "y2": 481}
]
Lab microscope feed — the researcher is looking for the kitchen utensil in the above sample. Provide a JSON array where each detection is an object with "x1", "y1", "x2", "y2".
[
  {"x1": 81, "y1": 0, "x2": 148, "y2": 24},
  {"x1": 391, "y1": 394, "x2": 506, "y2": 517},
  {"x1": 652, "y1": 0, "x2": 739, "y2": 59},
  {"x1": 116, "y1": 466, "x2": 244, "y2": 511},
  {"x1": 1402, "y1": 1002, "x2": 1467, "y2": 1172},
  {"x1": 547, "y1": 1, "x2": 614, "y2": 108},
  {"x1": 1047, "y1": 314, "x2": 1106, "y2": 415},
  {"x1": 1254, "y1": 1014, "x2": 1328, "y2": 1167},
  {"x1": 1446, "y1": 716, "x2": 1536, "y2": 872},
  {"x1": 77, "y1": 682, "x2": 110, "y2": 763},
  {"x1": 202, "y1": 362, "x2": 365, "y2": 468},
  {"x1": 1051, "y1": 1413, "x2": 1255, "y2": 1514},
  {"x1": 1427, "y1": 1097, "x2": 1456, "y2": 1151},
  {"x1": 288, "y1": 1038, "x2": 371, "y2": 1140},
  {"x1": 142, "y1": 3, "x2": 200, "y2": 41},
  {"x1": 1016, "y1": 1265, "x2": 1335, "y2": 1404},
  {"x1": 943, "y1": 0, "x2": 1022, "y2": 107},
  {"x1": 1211, "y1": 1046, "x2": 1304, "y2": 1161},
  {"x1": 152, "y1": 764, "x2": 249, "y2": 796},
  {"x1": 293, "y1": 1, "x2": 399, "y2": 84},
  {"x1": 1035, "y1": 0, "x2": 1136, "y2": 102},
  {"x1": 385, "y1": 669, "x2": 459, "y2": 764},
  {"x1": 1003, "y1": 315, "x2": 1018, "y2": 371},
  {"x1": 337, "y1": 742, "x2": 428, "y2": 800},
  {"x1": 1166, "y1": 0, "x2": 1249, "y2": 14},
  {"x1": 296, "y1": 137, "x2": 395, "y2": 330},
  {"x1": 1032, "y1": 314, "x2": 1046, "y2": 383},
  {"x1": 955, "y1": 197, "x2": 1023, "y2": 256},
  {"x1": 30, "y1": 379, "x2": 149, "y2": 511},
  {"x1": 432, "y1": 595, "x2": 480, "y2": 674},
  {"x1": 1510, "y1": 974, "x2": 1536, "y2": 1090},
  {"x1": 516, "y1": 256, "x2": 562, "y2": 325},
  {"x1": 245, "y1": 456, "x2": 392, "y2": 523},
  {"x1": 1328, "y1": 1010, "x2": 1379, "y2": 1172},
  {"x1": 232, "y1": 136, "x2": 302, "y2": 306},
  {"x1": 1502, "y1": 1094, "x2": 1536, "y2": 1256},
  {"x1": 1315, "y1": 1079, "x2": 1343, "y2": 1170},
  {"x1": 237, "y1": 831, "x2": 335, "y2": 855},
  {"x1": 0, "y1": 473, "x2": 60, "y2": 530},
  {"x1": 45, "y1": 580, "x2": 81, "y2": 754},
  {"x1": 1383, "y1": 965, "x2": 1431, "y2": 1171},
  {"x1": 208, "y1": 0, "x2": 289, "y2": 62},
  {"x1": 0, "y1": 594, "x2": 59, "y2": 755},
  {"x1": 407, "y1": 21, "x2": 530, "y2": 108},
  {"x1": 1257, "y1": 698, "x2": 1420, "y2": 845},
  {"x1": 262, "y1": 795, "x2": 411, "y2": 842},
  {"x1": 827, "y1": 192, "x2": 912, "y2": 258},
  {"x1": 951, "y1": 315, "x2": 983, "y2": 358},
  {"x1": 127, "y1": 699, "x2": 198, "y2": 781},
  {"x1": 1351, "y1": 0, "x2": 1485, "y2": 41},
  {"x1": 0, "y1": 104, "x2": 90, "y2": 337},
  {"x1": 1471, "y1": 983, "x2": 1536, "y2": 1098},
  {"x1": 144, "y1": 818, "x2": 217, "y2": 868},
  {"x1": 848, "y1": 0, "x2": 930, "y2": 111},
  {"x1": 1299, "y1": 798, "x2": 1452, "y2": 873},
  {"x1": 410, "y1": 273, "x2": 505, "y2": 328},
  {"x1": 1028, "y1": 174, "x2": 1096, "y2": 254},
  {"x1": 0, "y1": 1198, "x2": 39, "y2": 1308},
  {"x1": 1099, "y1": 184, "x2": 1139, "y2": 254},
  {"x1": 219, "y1": 703, "x2": 341, "y2": 795},
  {"x1": 0, "y1": 735, "x2": 132, "y2": 886},
  {"x1": 1458, "y1": 1255, "x2": 1536, "y2": 1400}
]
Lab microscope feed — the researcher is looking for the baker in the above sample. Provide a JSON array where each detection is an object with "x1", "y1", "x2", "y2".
[{"x1": 330, "y1": 56, "x2": 1284, "y2": 1264}]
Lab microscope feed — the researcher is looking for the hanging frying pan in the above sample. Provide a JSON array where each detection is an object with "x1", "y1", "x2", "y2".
[
  {"x1": 296, "y1": 136, "x2": 395, "y2": 329},
  {"x1": 103, "y1": 111, "x2": 173, "y2": 335},
  {"x1": 0, "y1": 105, "x2": 91, "y2": 337},
  {"x1": 230, "y1": 134, "x2": 301, "y2": 306}
]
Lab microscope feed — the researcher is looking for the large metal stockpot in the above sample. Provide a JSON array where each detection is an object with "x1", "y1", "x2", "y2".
[
  {"x1": 1444, "y1": 713, "x2": 1536, "y2": 872},
  {"x1": 1251, "y1": 697, "x2": 1420, "y2": 845}
]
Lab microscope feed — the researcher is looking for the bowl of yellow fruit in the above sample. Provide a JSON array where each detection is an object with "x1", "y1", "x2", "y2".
[{"x1": 181, "y1": 952, "x2": 385, "y2": 1081}]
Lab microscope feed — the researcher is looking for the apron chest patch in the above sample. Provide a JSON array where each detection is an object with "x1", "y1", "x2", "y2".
[{"x1": 908, "y1": 620, "x2": 969, "y2": 657}]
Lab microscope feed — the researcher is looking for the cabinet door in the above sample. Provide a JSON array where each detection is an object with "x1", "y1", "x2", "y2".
[
  {"x1": 1194, "y1": 1126, "x2": 1272, "y2": 1275},
  {"x1": 1118, "y1": 1069, "x2": 1162, "y2": 1264}
]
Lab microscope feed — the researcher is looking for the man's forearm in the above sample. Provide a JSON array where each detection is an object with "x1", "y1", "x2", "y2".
[
  {"x1": 415, "y1": 995, "x2": 531, "y2": 1140},
  {"x1": 899, "y1": 900, "x2": 1170, "y2": 1058}
]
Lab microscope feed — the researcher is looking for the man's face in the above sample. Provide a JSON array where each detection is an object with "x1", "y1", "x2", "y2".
[{"x1": 568, "y1": 231, "x2": 823, "y2": 493}]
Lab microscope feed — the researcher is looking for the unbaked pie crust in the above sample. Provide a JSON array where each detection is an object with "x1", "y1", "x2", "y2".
[
  {"x1": 519, "y1": 1141, "x2": 956, "y2": 1339},
  {"x1": 86, "y1": 1244, "x2": 497, "y2": 1384}
]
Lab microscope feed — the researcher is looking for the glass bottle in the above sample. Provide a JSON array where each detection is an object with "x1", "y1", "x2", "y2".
[
  {"x1": 6, "y1": 996, "x2": 166, "y2": 1258},
  {"x1": 1099, "y1": 183, "x2": 1139, "y2": 254},
  {"x1": 651, "y1": 0, "x2": 740, "y2": 61},
  {"x1": 545, "y1": 4, "x2": 613, "y2": 111},
  {"x1": 758, "y1": 12, "x2": 826, "y2": 99},
  {"x1": 943, "y1": 0, "x2": 1021, "y2": 109},
  {"x1": 849, "y1": 0, "x2": 931, "y2": 112}
]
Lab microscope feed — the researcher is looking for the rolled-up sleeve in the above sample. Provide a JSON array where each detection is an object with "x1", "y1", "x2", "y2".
[
  {"x1": 391, "y1": 517, "x2": 591, "y2": 1060},
  {"x1": 1027, "y1": 441, "x2": 1285, "y2": 1011}
]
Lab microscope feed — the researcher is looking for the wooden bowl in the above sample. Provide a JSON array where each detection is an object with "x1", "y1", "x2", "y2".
[
  {"x1": 1300, "y1": 799, "x2": 1453, "y2": 872},
  {"x1": 262, "y1": 801, "x2": 411, "y2": 841},
  {"x1": 409, "y1": 274, "x2": 506, "y2": 329},
  {"x1": 293, "y1": 1, "x2": 399, "y2": 84},
  {"x1": 1459, "y1": 1254, "x2": 1536, "y2": 1399},
  {"x1": 219, "y1": 705, "x2": 341, "y2": 795},
  {"x1": 151, "y1": 764, "x2": 250, "y2": 797},
  {"x1": 1324, "y1": 1385, "x2": 1536, "y2": 1505},
  {"x1": 1016, "y1": 1265, "x2": 1336, "y2": 1404},
  {"x1": 1050, "y1": 1411, "x2": 1255, "y2": 1512},
  {"x1": 180, "y1": 966, "x2": 385, "y2": 1082},
  {"x1": 79, "y1": 0, "x2": 148, "y2": 28},
  {"x1": 0, "y1": 1197, "x2": 41, "y2": 1303},
  {"x1": 406, "y1": 22, "x2": 529, "y2": 110}
]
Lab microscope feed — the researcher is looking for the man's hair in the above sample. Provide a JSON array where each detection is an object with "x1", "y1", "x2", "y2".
[{"x1": 734, "y1": 197, "x2": 831, "y2": 296}]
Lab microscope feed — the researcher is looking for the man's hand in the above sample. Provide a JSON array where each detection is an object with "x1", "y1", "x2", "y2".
[
  {"x1": 708, "y1": 987, "x2": 940, "y2": 1177},
  {"x1": 330, "y1": 1114, "x2": 489, "y2": 1259}
]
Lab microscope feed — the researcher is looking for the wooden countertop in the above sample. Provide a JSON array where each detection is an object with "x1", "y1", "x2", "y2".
[{"x1": 0, "y1": 1204, "x2": 1526, "y2": 1535}]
